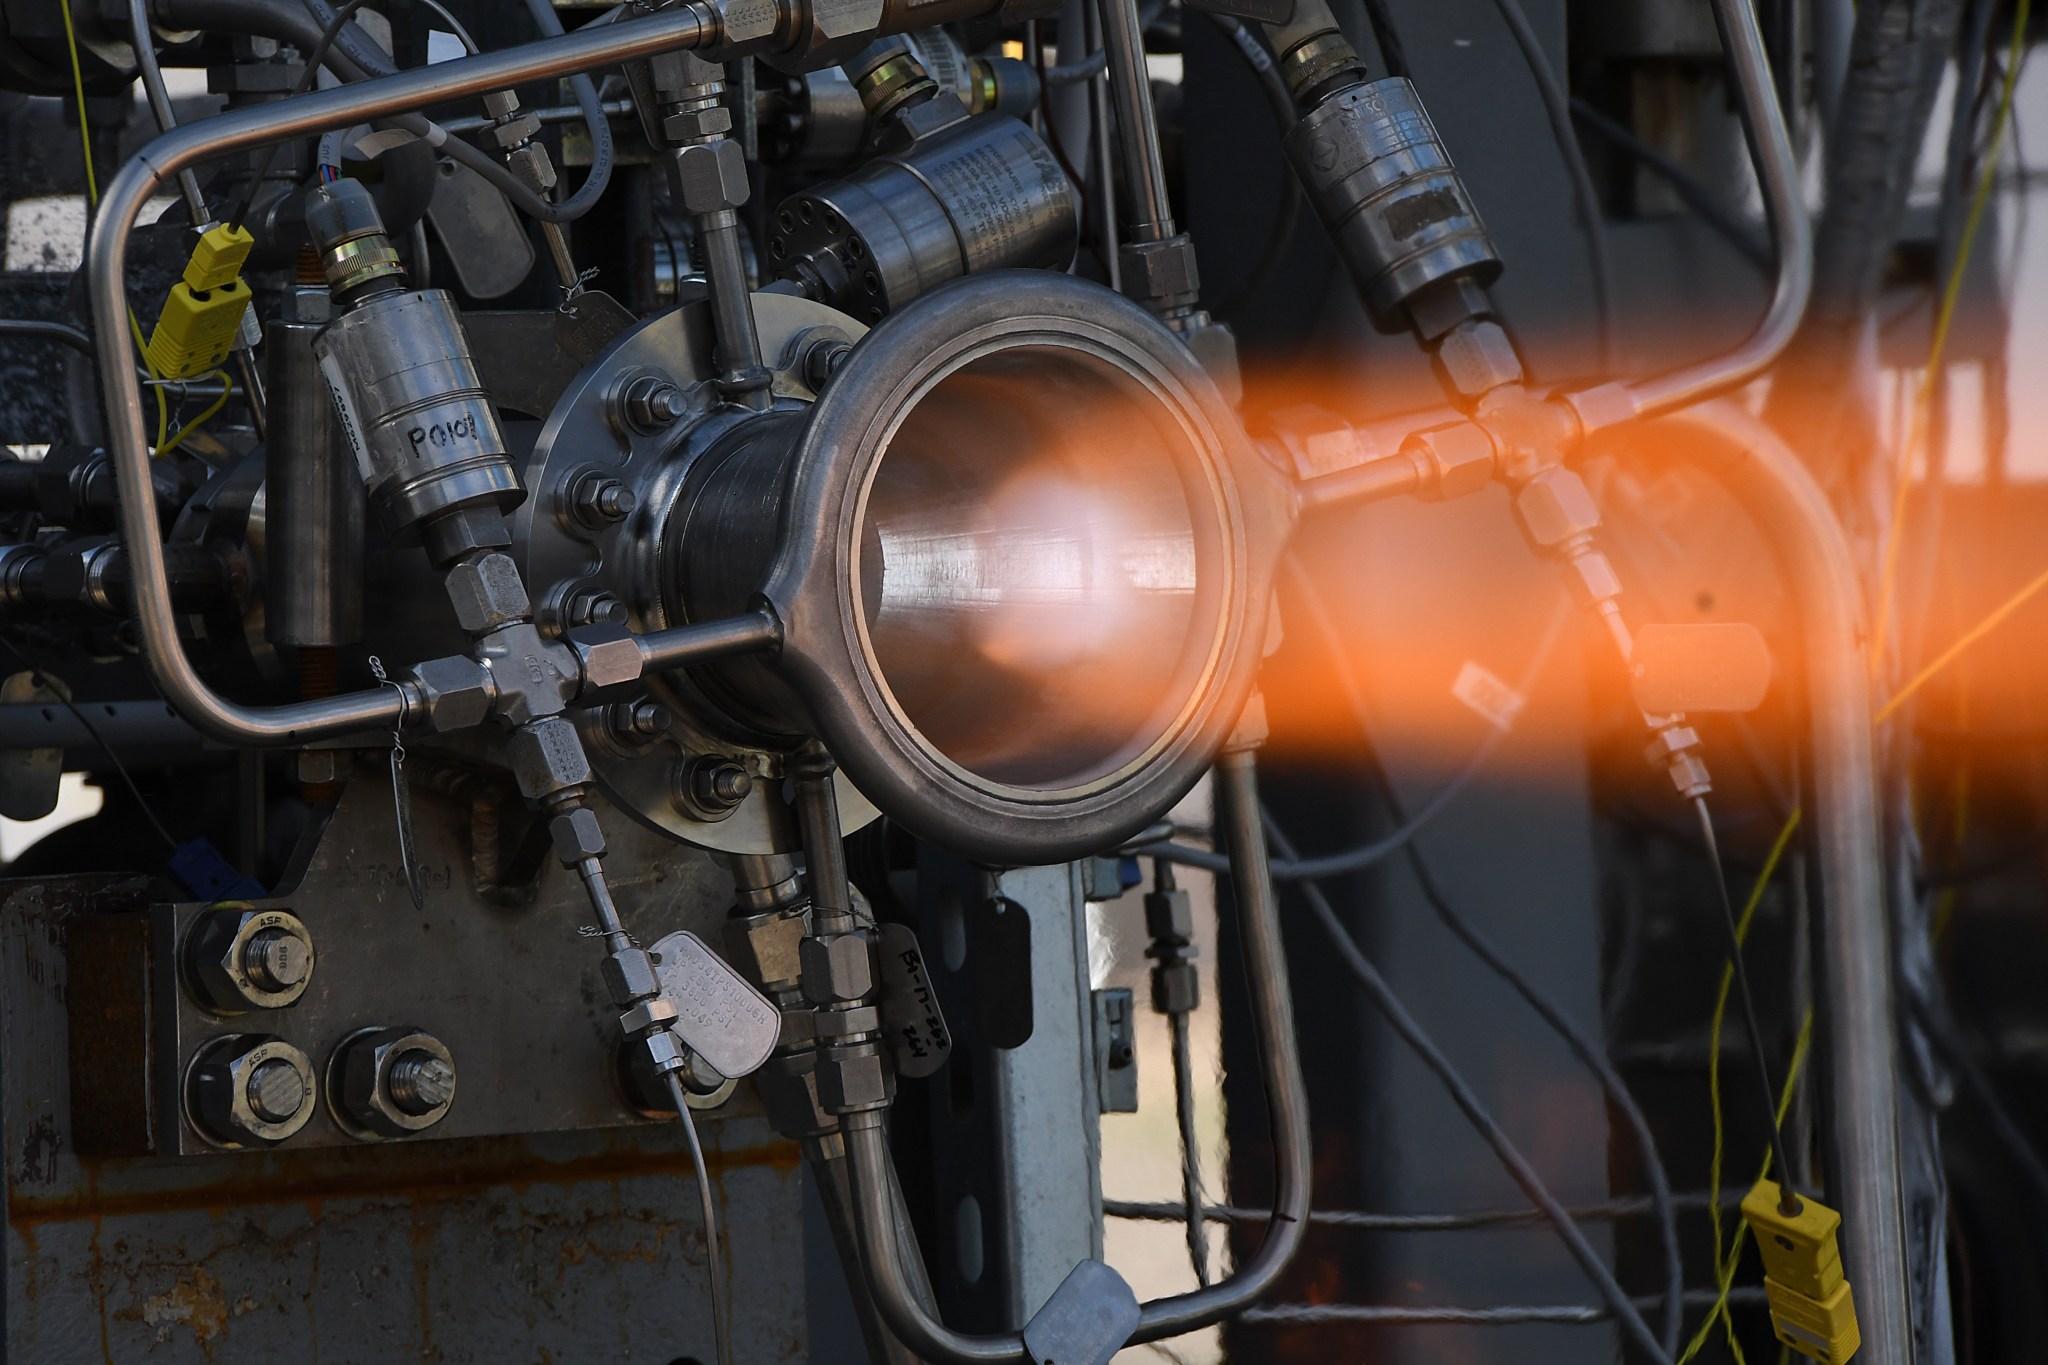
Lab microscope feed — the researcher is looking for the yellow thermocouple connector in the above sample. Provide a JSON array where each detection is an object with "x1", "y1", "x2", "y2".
[
  {"x1": 1742, "y1": 1178, "x2": 1862, "y2": 1363},
  {"x1": 143, "y1": 224, "x2": 255, "y2": 381}
]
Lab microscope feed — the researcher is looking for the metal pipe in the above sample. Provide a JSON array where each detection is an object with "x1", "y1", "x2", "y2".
[
  {"x1": 86, "y1": 7, "x2": 718, "y2": 745},
  {"x1": 264, "y1": 320, "x2": 363, "y2": 647},
  {"x1": 1132, "y1": 749, "x2": 1311, "y2": 1340},
  {"x1": 703, "y1": 215, "x2": 771, "y2": 407},
  {"x1": 126, "y1": 0, "x2": 210, "y2": 222},
  {"x1": 839, "y1": 748, "x2": 1312, "y2": 1361},
  {"x1": 634, "y1": 609, "x2": 781, "y2": 674},
  {"x1": 1591, "y1": 399, "x2": 1908, "y2": 1364},
  {"x1": 1095, "y1": 0, "x2": 1173, "y2": 243},
  {"x1": 1601, "y1": 0, "x2": 1811, "y2": 424}
]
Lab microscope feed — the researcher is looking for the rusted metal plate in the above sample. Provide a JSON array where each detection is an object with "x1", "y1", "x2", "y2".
[
  {"x1": 143, "y1": 773, "x2": 759, "y2": 1155},
  {"x1": 3, "y1": 814, "x2": 811, "y2": 1362}
]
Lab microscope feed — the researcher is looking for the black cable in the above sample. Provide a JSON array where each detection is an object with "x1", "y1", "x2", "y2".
[
  {"x1": 226, "y1": 0, "x2": 372, "y2": 231},
  {"x1": 1359, "y1": 0, "x2": 1410, "y2": 79},
  {"x1": 1142, "y1": 585, "x2": 1569, "y2": 880},
  {"x1": 1481, "y1": 0, "x2": 1616, "y2": 370},
  {"x1": 520, "y1": 0, "x2": 617, "y2": 215},
  {"x1": 1241, "y1": 1287, "x2": 1764, "y2": 1327},
  {"x1": 1263, "y1": 818, "x2": 1674, "y2": 1363},
  {"x1": 0, "y1": 637, "x2": 178, "y2": 853},
  {"x1": 1107, "y1": 1187, "x2": 1732, "y2": 1230},
  {"x1": 1568, "y1": 97, "x2": 1774, "y2": 271},
  {"x1": 1902, "y1": 985, "x2": 2048, "y2": 1213},
  {"x1": 1205, "y1": 12, "x2": 1305, "y2": 320},
  {"x1": 1331, "y1": 796, "x2": 1685, "y2": 1355},
  {"x1": 0, "y1": 318, "x2": 94, "y2": 355},
  {"x1": 1693, "y1": 795, "x2": 1801, "y2": 1210}
]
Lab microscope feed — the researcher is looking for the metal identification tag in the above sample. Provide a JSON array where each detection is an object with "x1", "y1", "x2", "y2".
[
  {"x1": 877, "y1": 922, "x2": 952, "y2": 1080},
  {"x1": 367, "y1": 656, "x2": 425, "y2": 910},
  {"x1": 648, "y1": 929, "x2": 780, "y2": 1080}
]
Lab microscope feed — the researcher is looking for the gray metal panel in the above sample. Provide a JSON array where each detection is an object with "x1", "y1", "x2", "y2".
[
  {"x1": 989, "y1": 861, "x2": 1105, "y2": 1321},
  {"x1": 2, "y1": 833, "x2": 811, "y2": 1362}
]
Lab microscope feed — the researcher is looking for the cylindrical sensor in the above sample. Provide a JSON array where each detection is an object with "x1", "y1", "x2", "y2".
[
  {"x1": 1282, "y1": 78, "x2": 1502, "y2": 327},
  {"x1": 264, "y1": 320, "x2": 364, "y2": 646},
  {"x1": 770, "y1": 114, "x2": 1077, "y2": 322},
  {"x1": 311, "y1": 289, "x2": 523, "y2": 538}
]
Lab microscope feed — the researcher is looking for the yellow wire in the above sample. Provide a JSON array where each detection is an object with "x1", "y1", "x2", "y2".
[
  {"x1": 1875, "y1": 563, "x2": 2048, "y2": 725},
  {"x1": 158, "y1": 371, "x2": 232, "y2": 456},
  {"x1": 1683, "y1": 1011, "x2": 1816, "y2": 1362},
  {"x1": 1678, "y1": 810, "x2": 1802, "y2": 1363},
  {"x1": 1869, "y1": 0, "x2": 2031, "y2": 675},
  {"x1": 60, "y1": 0, "x2": 172, "y2": 451}
]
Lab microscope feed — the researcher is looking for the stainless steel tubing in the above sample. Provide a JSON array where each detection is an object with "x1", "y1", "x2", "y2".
[
  {"x1": 265, "y1": 321, "x2": 364, "y2": 647},
  {"x1": 1131, "y1": 748, "x2": 1311, "y2": 1341},
  {"x1": 86, "y1": 6, "x2": 718, "y2": 745},
  {"x1": 126, "y1": 0, "x2": 210, "y2": 221},
  {"x1": 839, "y1": 746, "x2": 1312, "y2": 1361},
  {"x1": 1604, "y1": 0, "x2": 1811, "y2": 424},
  {"x1": 633, "y1": 609, "x2": 782, "y2": 674},
  {"x1": 1095, "y1": 0, "x2": 1174, "y2": 243},
  {"x1": 1591, "y1": 399, "x2": 1909, "y2": 1365}
]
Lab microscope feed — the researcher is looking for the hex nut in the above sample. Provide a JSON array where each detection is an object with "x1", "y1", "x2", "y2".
[
  {"x1": 504, "y1": 142, "x2": 558, "y2": 197},
  {"x1": 565, "y1": 623, "x2": 645, "y2": 695},
  {"x1": 1559, "y1": 547, "x2": 1623, "y2": 607},
  {"x1": 508, "y1": 716, "x2": 593, "y2": 801},
  {"x1": 480, "y1": 89, "x2": 521, "y2": 121},
  {"x1": 188, "y1": 1034, "x2": 318, "y2": 1147},
  {"x1": 815, "y1": 1041, "x2": 891, "y2": 1114},
  {"x1": 619, "y1": 997, "x2": 681, "y2": 1035},
  {"x1": 445, "y1": 552, "x2": 530, "y2": 634},
  {"x1": 601, "y1": 946, "x2": 661, "y2": 1006},
  {"x1": 1512, "y1": 467, "x2": 1602, "y2": 549},
  {"x1": 755, "y1": 1050, "x2": 835, "y2": 1140},
  {"x1": 661, "y1": 104, "x2": 734, "y2": 143},
  {"x1": 407, "y1": 655, "x2": 496, "y2": 733},
  {"x1": 549, "y1": 806, "x2": 608, "y2": 867},
  {"x1": 185, "y1": 907, "x2": 316, "y2": 1013},
  {"x1": 808, "y1": 0, "x2": 885, "y2": 45},
  {"x1": 1119, "y1": 237, "x2": 1201, "y2": 303},
  {"x1": 665, "y1": 140, "x2": 750, "y2": 215},
  {"x1": 335, "y1": 1027, "x2": 457, "y2": 1138},
  {"x1": 480, "y1": 111, "x2": 543, "y2": 152},
  {"x1": 724, "y1": 906, "x2": 809, "y2": 994},
  {"x1": 674, "y1": 755, "x2": 753, "y2": 821},
  {"x1": 1151, "y1": 961, "x2": 1201, "y2": 1015},
  {"x1": 800, "y1": 931, "x2": 874, "y2": 1005},
  {"x1": 1402, "y1": 422, "x2": 1496, "y2": 502},
  {"x1": 1434, "y1": 319, "x2": 1523, "y2": 399}
]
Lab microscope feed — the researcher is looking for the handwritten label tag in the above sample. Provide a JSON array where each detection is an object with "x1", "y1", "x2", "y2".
[{"x1": 876, "y1": 923, "x2": 952, "y2": 1080}]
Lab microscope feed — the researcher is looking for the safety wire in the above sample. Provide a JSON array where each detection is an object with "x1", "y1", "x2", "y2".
[{"x1": 60, "y1": 2, "x2": 171, "y2": 452}]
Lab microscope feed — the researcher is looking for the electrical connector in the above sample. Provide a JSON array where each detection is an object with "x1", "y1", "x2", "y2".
[
  {"x1": 144, "y1": 224, "x2": 255, "y2": 381},
  {"x1": 1741, "y1": 1178, "x2": 1862, "y2": 1364}
]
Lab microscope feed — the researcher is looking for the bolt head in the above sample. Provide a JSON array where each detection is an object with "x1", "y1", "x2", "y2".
[
  {"x1": 337, "y1": 1027, "x2": 457, "y2": 1138},
  {"x1": 674, "y1": 755, "x2": 753, "y2": 821},
  {"x1": 186, "y1": 908, "x2": 316, "y2": 1013},
  {"x1": 188, "y1": 1034, "x2": 317, "y2": 1147}
]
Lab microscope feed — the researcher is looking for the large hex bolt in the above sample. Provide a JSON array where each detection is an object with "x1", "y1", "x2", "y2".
[
  {"x1": 184, "y1": 907, "x2": 316, "y2": 1013},
  {"x1": 187, "y1": 1034, "x2": 318, "y2": 1147},
  {"x1": 618, "y1": 374, "x2": 687, "y2": 434},
  {"x1": 334, "y1": 1027, "x2": 457, "y2": 1138},
  {"x1": 565, "y1": 470, "x2": 637, "y2": 530},
  {"x1": 674, "y1": 755, "x2": 753, "y2": 821}
]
